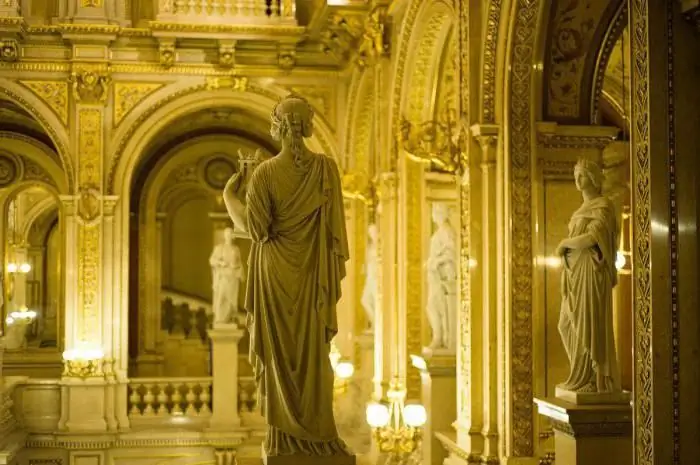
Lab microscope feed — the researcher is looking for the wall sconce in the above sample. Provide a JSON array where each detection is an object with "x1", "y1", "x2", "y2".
[
  {"x1": 366, "y1": 378, "x2": 426, "y2": 462},
  {"x1": 62, "y1": 342, "x2": 104, "y2": 378},
  {"x1": 400, "y1": 108, "x2": 466, "y2": 174}
]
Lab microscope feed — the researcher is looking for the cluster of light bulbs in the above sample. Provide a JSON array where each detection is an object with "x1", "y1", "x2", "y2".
[
  {"x1": 5, "y1": 306, "x2": 37, "y2": 326},
  {"x1": 62, "y1": 341, "x2": 105, "y2": 362},
  {"x1": 6, "y1": 262, "x2": 31, "y2": 274}
]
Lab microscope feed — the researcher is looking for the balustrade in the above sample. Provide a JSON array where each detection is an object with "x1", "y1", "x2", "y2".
[
  {"x1": 0, "y1": 378, "x2": 25, "y2": 464},
  {"x1": 157, "y1": 0, "x2": 297, "y2": 25},
  {"x1": 128, "y1": 377, "x2": 213, "y2": 422}
]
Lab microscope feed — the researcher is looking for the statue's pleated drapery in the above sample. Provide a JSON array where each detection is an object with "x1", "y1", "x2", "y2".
[{"x1": 243, "y1": 152, "x2": 351, "y2": 455}]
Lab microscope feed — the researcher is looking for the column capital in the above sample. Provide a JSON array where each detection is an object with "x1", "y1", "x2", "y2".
[{"x1": 470, "y1": 124, "x2": 500, "y2": 165}]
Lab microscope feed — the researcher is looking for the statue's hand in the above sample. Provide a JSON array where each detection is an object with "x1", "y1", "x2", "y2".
[
  {"x1": 224, "y1": 172, "x2": 245, "y2": 198},
  {"x1": 555, "y1": 240, "x2": 569, "y2": 257}
]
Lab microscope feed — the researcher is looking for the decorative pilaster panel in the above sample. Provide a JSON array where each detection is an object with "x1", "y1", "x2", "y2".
[
  {"x1": 401, "y1": 155, "x2": 424, "y2": 400},
  {"x1": 75, "y1": 108, "x2": 103, "y2": 348},
  {"x1": 374, "y1": 172, "x2": 398, "y2": 399}
]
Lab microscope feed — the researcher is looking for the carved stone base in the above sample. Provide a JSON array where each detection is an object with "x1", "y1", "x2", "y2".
[
  {"x1": 261, "y1": 449, "x2": 356, "y2": 465},
  {"x1": 534, "y1": 397, "x2": 632, "y2": 465},
  {"x1": 555, "y1": 386, "x2": 631, "y2": 405},
  {"x1": 420, "y1": 352, "x2": 456, "y2": 465}
]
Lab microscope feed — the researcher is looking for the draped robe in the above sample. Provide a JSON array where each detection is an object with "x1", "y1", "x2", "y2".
[
  {"x1": 558, "y1": 195, "x2": 620, "y2": 393},
  {"x1": 243, "y1": 152, "x2": 350, "y2": 455}
]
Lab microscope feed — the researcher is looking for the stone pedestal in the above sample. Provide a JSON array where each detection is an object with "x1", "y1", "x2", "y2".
[
  {"x1": 262, "y1": 448, "x2": 356, "y2": 465},
  {"x1": 420, "y1": 351, "x2": 456, "y2": 465},
  {"x1": 208, "y1": 325, "x2": 244, "y2": 429},
  {"x1": 59, "y1": 377, "x2": 110, "y2": 432},
  {"x1": 534, "y1": 397, "x2": 632, "y2": 465}
]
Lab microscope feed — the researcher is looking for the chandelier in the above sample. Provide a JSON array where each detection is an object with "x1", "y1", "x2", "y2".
[{"x1": 365, "y1": 378, "x2": 426, "y2": 463}]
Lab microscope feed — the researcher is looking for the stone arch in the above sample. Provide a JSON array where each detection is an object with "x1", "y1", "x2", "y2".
[
  {"x1": 345, "y1": 69, "x2": 375, "y2": 176},
  {"x1": 400, "y1": 0, "x2": 455, "y2": 121},
  {"x1": 0, "y1": 132, "x2": 68, "y2": 194},
  {"x1": 109, "y1": 84, "x2": 340, "y2": 195},
  {"x1": 0, "y1": 78, "x2": 73, "y2": 191}
]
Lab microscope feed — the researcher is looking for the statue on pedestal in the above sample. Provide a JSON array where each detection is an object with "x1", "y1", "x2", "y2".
[
  {"x1": 209, "y1": 227, "x2": 244, "y2": 325},
  {"x1": 360, "y1": 223, "x2": 378, "y2": 331},
  {"x1": 222, "y1": 95, "x2": 352, "y2": 458},
  {"x1": 556, "y1": 159, "x2": 621, "y2": 394},
  {"x1": 425, "y1": 203, "x2": 457, "y2": 351}
]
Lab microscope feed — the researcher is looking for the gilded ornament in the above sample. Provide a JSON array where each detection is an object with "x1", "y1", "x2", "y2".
[
  {"x1": 356, "y1": 7, "x2": 389, "y2": 67},
  {"x1": 401, "y1": 111, "x2": 466, "y2": 174},
  {"x1": 81, "y1": 0, "x2": 102, "y2": 6},
  {"x1": 70, "y1": 70, "x2": 111, "y2": 104},
  {"x1": 508, "y1": 0, "x2": 542, "y2": 456},
  {"x1": 159, "y1": 42, "x2": 175, "y2": 68},
  {"x1": 0, "y1": 39, "x2": 18, "y2": 62},
  {"x1": 77, "y1": 185, "x2": 101, "y2": 224},
  {"x1": 481, "y1": 0, "x2": 502, "y2": 123},
  {"x1": 219, "y1": 43, "x2": 235, "y2": 68},
  {"x1": 278, "y1": 50, "x2": 296, "y2": 70},
  {"x1": 77, "y1": 223, "x2": 100, "y2": 341},
  {"x1": 22, "y1": 158, "x2": 54, "y2": 186},
  {"x1": 78, "y1": 108, "x2": 102, "y2": 188},
  {"x1": 19, "y1": 80, "x2": 69, "y2": 126},
  {"x1": 113, "y1": 82, "x2": 164, "y2": 126},
  {"x1": 205, "y1": 76, "x2": 248, "y2": 91},
  {"x1": 62, "y1": 357, "x2": 103, "y2": 378},
  {"x1": 0, "y1": 153, "x2": 18, "y2": 187}
]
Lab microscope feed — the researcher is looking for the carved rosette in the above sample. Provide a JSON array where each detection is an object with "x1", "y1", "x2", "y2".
[{"x1": 0, "y1": 153, "x2": 19, "y2": 188}]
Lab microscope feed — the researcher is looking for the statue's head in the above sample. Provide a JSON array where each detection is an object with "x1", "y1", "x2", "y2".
[
  {"x1": 432, "y1": 202, "x2": 452, "y2": 224},
  {"x1": 574, "y1": 159, "x2": 603, "y2": 194},
  {"x1": 223, "y1": 227, "x2": 234, "y2": 242},
  {"x1": 270, "y1": 94, "x2": 315, "y2": 143}
]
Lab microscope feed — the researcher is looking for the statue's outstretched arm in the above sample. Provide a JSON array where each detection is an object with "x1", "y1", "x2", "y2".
[{"x1": 223, "y1": 173, "x2": 248, "y2": 234}]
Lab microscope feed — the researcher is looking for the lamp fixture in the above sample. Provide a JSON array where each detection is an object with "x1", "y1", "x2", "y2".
[
  {"x1": 62, "y1": 341, "x2": 105, "y2": 378},
  {"x1": 5, "y1": 306, "x2": 37, "y2": 326},
  {"x1": 6, "y1": 262, "x2": 30, "y2": 274},
  {"x1": 366, "y1": 378, "x2": 426, "y2": 462}
]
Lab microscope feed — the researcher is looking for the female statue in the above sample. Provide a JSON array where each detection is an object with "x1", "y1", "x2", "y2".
[
  {"x1": 425, "y1": 203, "x2": 457, "y2": 351},
  {"x1": 360, "y1": 223, "x2": 378, "y2": 330},
  {"x1": 209, "y1": 227, "x2": 244, "y2": 325},
  {"x1": 556, "y1": 159, "x2": 621, "y2": 393},
  {"x1": 223, "y1": 95, "x2": 352, "y2": 458}
]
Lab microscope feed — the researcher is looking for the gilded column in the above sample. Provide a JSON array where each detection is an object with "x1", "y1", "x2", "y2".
[{"x1": 470, "y1": 123, "x2": 500, "y2": 459}]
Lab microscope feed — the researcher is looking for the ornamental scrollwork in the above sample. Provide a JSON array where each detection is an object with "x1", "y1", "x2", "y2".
[
  {"x1": 70, "y1": 69, "x2": 111, "y2": 104},
  {"x1": 356, "y1": 6, "x2": 389, "y2": 67},
  {"x1": 400, "y1": 109, "x2": 466, "y2": 175},
  {"x1": 0, "y1": 39, "x2": 18, "y2": 62}
]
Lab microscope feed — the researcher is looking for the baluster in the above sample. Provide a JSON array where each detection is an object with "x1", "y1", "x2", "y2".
[
  {"x1": 281, "y1": 0, "x2": 294, "y2": 18},
  {"x1": 211, "y1": 0, "x2": 220, "y2": 15},
  {"x1": 185, "y1": 382, "x2": 198, "y2": 416},
  {"x1": 174, "y1": 0, "x2": 187, "y2": 14},
  {"x1": 129, "y1": 385, "x2": 142, "y2": 416},
  {"x1": 223, "y1": 0, "x2": 233, "y2": 16},
  {"x1": 270, "y1": 0, "x2": 280, "y2": 17},
  {"x1": 142, "y1": 384, "x2": 156, "y2": 416},
  {"x1": 156, "y1": 383, "x2": 169, "y2": 416},
  {"x1": 172, "y1": 383, "x2": 184, "y2": 415},
  {"x1": 160, "y1": 0, "x2": 174, "y2": 14},
  {"x1": 199, "y1": 382, "x2": 212, "y2": 415},
  {"x1": 254, "y1": 0, "x2": 266, "y2": 17}
]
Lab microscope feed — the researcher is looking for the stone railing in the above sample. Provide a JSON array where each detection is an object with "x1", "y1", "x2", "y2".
[
  {"x1": 161, "y1": 289, "x2": 211, "y2": 341},
  {"x1": 0, "y1": 378, "x2": 26, "y2": 464},
  {"x1": 128, "y1": 377, "x2": 213, "y2": 423},
  {"x1": 156, "y1": 0, "x2": 297, "y2": 25}
]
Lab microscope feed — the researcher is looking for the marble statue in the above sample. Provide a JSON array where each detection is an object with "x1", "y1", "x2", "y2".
[
  {"x1": 360, "y1": 223, "x2": 378, "y2": 330},
  {"x1": 425, "y1": 203, "x2": 458, "y2": 351},
  {"x1": 555, "y1": 159, "x2": 621, "y2": 394},
  {"x1": 222, "y1": 95, "x2": 352, "y2": 458},
  {"x1": 209, "y1": 227, "x2": 244, "y2": 325}
]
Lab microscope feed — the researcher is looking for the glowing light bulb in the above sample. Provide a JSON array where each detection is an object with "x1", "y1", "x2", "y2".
[
  {"x1": 615, "y1": 251, "x2": 626, "y2": 270},
  {"x1": 335, "y1": 361, "x2": 354, "y2": 379},
  {"x1": 6, "y1": 263, "x2": 17, "y2": 273},
  {"x1": 403, "y1": 404, "x2": 427, "y2": 427},
  {"x1": 19, "y1": 262, "x2": 31, "y2": 273},
  {"x1": 366, "y1": 403, "x2": 390, "y2": 428}
]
